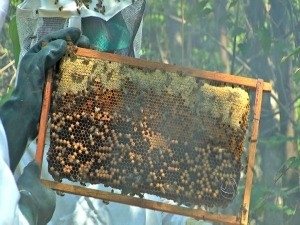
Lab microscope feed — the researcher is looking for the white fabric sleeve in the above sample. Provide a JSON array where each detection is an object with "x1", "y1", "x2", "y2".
[
  {"x1": 160, "y1": 199, "x2": 188, "y2": 225},
  {"x1": 0, "y1": 119, "x2": 29, "y2": 225},
  {"x1": 0, "y1": 0, "x2": 9, "y2": 33}
]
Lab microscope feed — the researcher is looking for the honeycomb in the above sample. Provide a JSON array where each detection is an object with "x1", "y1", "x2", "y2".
[{"x1": 47, "y1": 54, "x2": 250, "y2": 207}]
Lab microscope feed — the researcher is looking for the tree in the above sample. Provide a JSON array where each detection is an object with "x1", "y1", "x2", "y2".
[{"x1": 1, "y1": 0, "x2": 300, "y2": 224}]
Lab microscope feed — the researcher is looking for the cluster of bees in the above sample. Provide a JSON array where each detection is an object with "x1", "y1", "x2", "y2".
[
  {"x1": 90, "y1": 0, "x2": 106, "y2": 14},
  {"x1": 54, "y1": 0, "x2": 108, "y2": 15},
  {"x1": 47, "y1": 55, "x2": 250, "y2": 207}
]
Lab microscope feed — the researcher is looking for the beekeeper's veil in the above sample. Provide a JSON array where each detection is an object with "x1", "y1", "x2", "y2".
[{"x1": 16, "y1": 0, "x2": 145, "y2": 58}]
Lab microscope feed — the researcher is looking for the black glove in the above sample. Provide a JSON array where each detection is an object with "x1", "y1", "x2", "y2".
[
  {"x1": 17, "y1": 160, "x2": 56, "y2": 225},
  {"x1": 0, "y1": 28, "x2": 88, "y2": 171}
]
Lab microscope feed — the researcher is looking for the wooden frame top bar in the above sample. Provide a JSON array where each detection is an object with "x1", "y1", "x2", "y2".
[{"x1": 76, "y1": 47, "x2": 272, "y2": 92}]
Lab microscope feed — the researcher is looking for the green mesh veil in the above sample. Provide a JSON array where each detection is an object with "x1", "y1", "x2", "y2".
[{"x1": 16, "y1": 0, "x2": 146, "y2": 58}]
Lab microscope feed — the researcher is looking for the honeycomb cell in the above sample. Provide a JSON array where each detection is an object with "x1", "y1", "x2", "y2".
[{"x1": 47, "y1": 54, "x2": 250, "y2": 208}]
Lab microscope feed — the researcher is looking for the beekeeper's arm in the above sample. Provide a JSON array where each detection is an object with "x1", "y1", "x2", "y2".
[
  {"x1": 1, "y1": 122, "x2": 56, "y2": 225},
  {"x1": 0, "y1": 27, "x2": 84, "y2": 171},
  {"x1": 0, "y1": 27, "x2": 85, "y2": 224}
]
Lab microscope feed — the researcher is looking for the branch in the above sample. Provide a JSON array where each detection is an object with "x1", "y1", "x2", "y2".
[
  {"x1": 155, "y1": 33, "x2": 169, "y2": 64},
  {"x1": 0, "y1": 60, "x2": 15, "y2": 74},
  {"x1": 270, "y1": 92, "x2": 298, "y2": 128},
  {"x1": 230, "y1": 0, "x2": 240, "y2": 74},
  {"x1": 208, "y1": 34, "x2": 253, "y2": 73}
]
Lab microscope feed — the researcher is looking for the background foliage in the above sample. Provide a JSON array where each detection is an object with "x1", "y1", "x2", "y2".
[
  {"x1": 1, "y1": 0, "x2": 300, "y2": 224},
  {"x1": 0, "y1": 0, "x2": 21, "y2": 101},
  {"x1": 142, "y1": 1, "x2": 300, "y2": 224}
]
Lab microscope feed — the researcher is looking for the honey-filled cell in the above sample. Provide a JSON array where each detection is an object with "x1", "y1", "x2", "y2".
[{"x1": 47, "y1": 54, "x2": 250, "y2": 208}]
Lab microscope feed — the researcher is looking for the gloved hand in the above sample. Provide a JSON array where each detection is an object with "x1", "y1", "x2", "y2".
[
  {"x1": 0, "y1": 27, "x2": 89, "y2": 171},
  {"x1": 17, "y1": 160, "x2": 56, "y2": 225}
]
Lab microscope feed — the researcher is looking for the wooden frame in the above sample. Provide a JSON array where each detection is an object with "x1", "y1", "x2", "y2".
[{"x1": 36, "y1": 48, "x2": 271, "y2": 225}]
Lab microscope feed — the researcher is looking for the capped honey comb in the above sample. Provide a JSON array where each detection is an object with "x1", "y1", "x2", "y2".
[{"x1": 47, "y1": 53, "x2": 250, "y2": 208}]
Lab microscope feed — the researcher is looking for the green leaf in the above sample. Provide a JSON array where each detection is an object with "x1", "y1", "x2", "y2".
[
  {"x1": 198, "y1": 0, "x2": 209, "y2": 10},
  {"x1": 260, "y1": 132, "x2": 288, "y2": 147},
  {"x1": 238, "y1": 41, "x2": 250, "y2": 56},
  {"x1": 258, "y1": 26, "x2": 271, "y2": 55},
  {"x1": 293, "y1": 68, "x2": 300, "y2": 84},
  {"x1": 250, "y1": 186, "x2": 270, "y2": 216},
  {"x1": 274, "y1": 156, "x2": 300, "y2": 183},
  {"x1": 201, "y1": 7, "x2": 212, "y2": 17},
  {"x1": 228, "y1": 0, "x2": 239, "y2": 9},
  {"x1": 287, "y1": 156, "x2": 300, "y2": 169},
  {"x1": 281, "y1": 46, "x2": 300, "y2": 63},
  {"x1": 9, "y1": 16, "x2": 21, "y2": 66},
  {"x1": 232, "y1": 27, "x2": 246, "y2": 36},
  {"x1": 277, "y1": 205, "x2": 296, "y2": 216}
]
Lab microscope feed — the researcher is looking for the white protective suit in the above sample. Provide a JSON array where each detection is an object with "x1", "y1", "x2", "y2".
[
  {"x1": 0, "y1": 119, "x2": 29, "y2": 224},
  {"x1": 0, "y1": 0, "x2": 9, "y2": 32},
  {"x1": 13, "y1": 0, "x2": 210, "y2": 225},
  {"x1": 0, "y1": 1, "x2": 29, "y2": 224}
]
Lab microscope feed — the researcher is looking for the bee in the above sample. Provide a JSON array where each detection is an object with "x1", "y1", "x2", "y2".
[
  {"x1": 138, "y1": 193, "x2": 144, "y2": 198},
  {"x1": 71, "y1": 72, "x2": 83, "y2": 81},
  {"x1": 51, "y1": 100, "x2": 57, "y2": 112},
  {"x1": 240, "y1": 204, "x2": 247, "y2": 214},
  {"x1": 41, "y1": 41, "x2": 48, "y2": 47},
  {"x1": 56, "y1": 190, "x2": 65, "y2": 196},
  {"x1": 59, "y1": 6, "x2": 63, "y2": 11},
  {"x1": 89, "y1": 126, "x2": 96, "y2": 133},
  {"x1": 95, "y1": 107, "x2": 101, "y2": 113},
  {"x1": 77, "y1": 8, "x2": 81, "y2": 15},
  {"x1": 54, "y1": 0, "x2": 59, "y2": 4},
  {"x1": 100, "y1": 6, "x2": 105, "y2": 14},
  {"x1": 243, "y1": 155, "x2": 248, "y2": 174},
  {"x1": 82, "y1": 58, "x2": 89, "y2": 65},
  {"x1": 229, "y1": 106, "x2": 234, "y2": 117}
]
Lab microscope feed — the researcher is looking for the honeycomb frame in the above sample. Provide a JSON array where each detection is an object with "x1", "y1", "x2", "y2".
[{"x1": 36, "y1": 48, "x2": 272, "y2": 225}]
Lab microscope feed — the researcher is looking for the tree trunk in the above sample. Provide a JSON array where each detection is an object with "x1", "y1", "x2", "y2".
[
  {"x1": 269, "y1": 0, "x2": 300, "y2": 224},
  {"x1": 244, "y1": 0, "x2": 284, "y2": 224}
]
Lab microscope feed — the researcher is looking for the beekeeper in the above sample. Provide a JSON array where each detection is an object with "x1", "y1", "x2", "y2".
[
  {"x1": 0, "y1": 1, "x2": 85, "y2": 224},
  {"x1": 6, "y1": 0, "x2": 210, "y2": 224}
]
